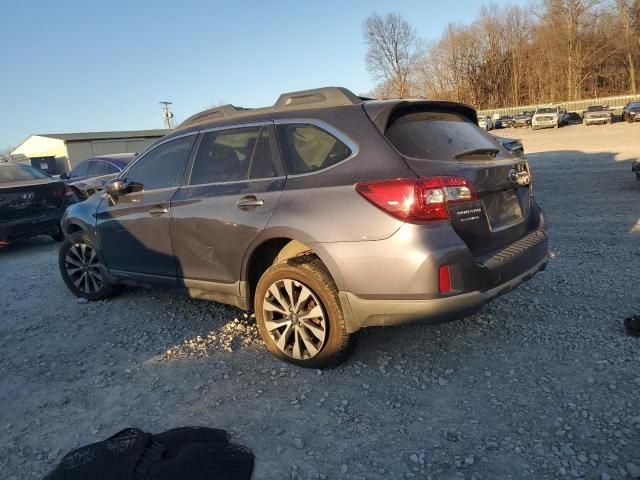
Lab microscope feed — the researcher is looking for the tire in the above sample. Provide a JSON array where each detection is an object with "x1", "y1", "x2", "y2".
[
  {"x1": 626, "y1": 115, "x2": 632, "y2": 123},
  {"x1": 58, "y1": 231, "x2": 118, "y2": 301},
  {"x1": 254, "y1": 256, "x2": 356, "y2": 368},
  {"x1": 554, "y1": 122, "x2": 559, "y2": 129}
]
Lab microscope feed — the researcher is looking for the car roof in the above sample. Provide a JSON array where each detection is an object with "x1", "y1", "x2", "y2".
[{"x1": 163, "y1": 87, "x2": 478, "y2": 142}]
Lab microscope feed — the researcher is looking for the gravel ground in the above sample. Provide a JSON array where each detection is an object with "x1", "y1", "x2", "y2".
[{"x1": 1, "y1": 122, "x2": 639, "y2": 480}]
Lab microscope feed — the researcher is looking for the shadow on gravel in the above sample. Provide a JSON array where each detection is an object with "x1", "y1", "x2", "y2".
[{"x1": 0, "y1": 234, "x2": 59, "y2": 255}]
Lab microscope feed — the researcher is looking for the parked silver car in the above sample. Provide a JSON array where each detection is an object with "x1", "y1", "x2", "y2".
[{"x1": 583, "y1": 105, "x2": 613, "y2": 126}]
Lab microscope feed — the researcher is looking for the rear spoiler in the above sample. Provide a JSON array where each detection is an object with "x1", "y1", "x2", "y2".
[{"x1": 363, "y1": 100, "x2": 479, "y2": 134}]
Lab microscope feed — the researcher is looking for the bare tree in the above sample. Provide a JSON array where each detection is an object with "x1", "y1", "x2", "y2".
[
  {"x1": 363, "y1": 13, "x2": 420, "y2": 97},
  {"x1": 616, "y1": 0, "x2": 640, "y2": 93},
  {"x1": 0, "y1": 147, "x2": 13, "y2": 163}
]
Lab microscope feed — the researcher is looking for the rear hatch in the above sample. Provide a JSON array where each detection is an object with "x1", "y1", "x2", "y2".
[
  {"x1": 372, "y1": 103, "x2": 533, "y2": 257},
  {"x1": 0, "y1": 178, "x2": 66, "y2": 221}
]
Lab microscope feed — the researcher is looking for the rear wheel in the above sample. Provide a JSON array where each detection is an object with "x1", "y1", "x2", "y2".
[
  {"x1": 58, "y1": 232, "x2": 118, "y2": 301},
  {"x1": 254, "y1": 257, "x2": 356, "y2": 368}
]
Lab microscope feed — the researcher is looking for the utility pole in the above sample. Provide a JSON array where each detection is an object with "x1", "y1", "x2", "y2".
[{"x1": 160, "y1": 101, "x2": 175, "y2": 129}]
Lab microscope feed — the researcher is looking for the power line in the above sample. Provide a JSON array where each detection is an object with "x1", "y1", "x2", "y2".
[{"x1": 160, "y1": 101, "x2": 175, "y2": 129}]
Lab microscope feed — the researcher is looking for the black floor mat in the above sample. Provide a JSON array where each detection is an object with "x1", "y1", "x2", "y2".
[{"x1": 44, "y1": 427, "x2": 254, "y2": 480}]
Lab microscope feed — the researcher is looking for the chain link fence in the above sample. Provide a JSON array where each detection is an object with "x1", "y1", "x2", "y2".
[{"x1": 478, "y1": 93, "x2": 640, "y2": 118}]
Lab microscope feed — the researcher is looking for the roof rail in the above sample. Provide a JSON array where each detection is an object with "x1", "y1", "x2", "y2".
[
  {"x1": 275, "y1": 87, "x2": 363, "y2": 109},
  {"x1": 178, "y1": 87, "x2": 363, "y2": 129}
]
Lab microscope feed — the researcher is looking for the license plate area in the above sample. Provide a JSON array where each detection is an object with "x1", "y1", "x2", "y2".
[{"x1": 483, "y1": 189, "x2": 524, "y2": 232}]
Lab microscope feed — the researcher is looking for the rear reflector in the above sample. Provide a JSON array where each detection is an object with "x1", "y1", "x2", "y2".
[
  {"x1": 439, "y1": 265, "x2": 452, "y2": 293},
  {"x1": 355, "y1": 176, "x2": 477, "y2": 222}
]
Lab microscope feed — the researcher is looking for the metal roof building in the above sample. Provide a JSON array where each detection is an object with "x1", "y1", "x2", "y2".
[{"x1": 10, "y1": 129, "x2": 169, "y2": 174}]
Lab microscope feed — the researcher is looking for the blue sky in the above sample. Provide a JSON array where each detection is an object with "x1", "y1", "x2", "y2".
[{"x1": 1, "y1": 0, "x2": 527, "y2": 149}]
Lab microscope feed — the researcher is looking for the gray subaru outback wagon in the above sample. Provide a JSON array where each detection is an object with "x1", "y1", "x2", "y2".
[{"x1": 58, "y1": 87, "x2": 548, "y2": 368}]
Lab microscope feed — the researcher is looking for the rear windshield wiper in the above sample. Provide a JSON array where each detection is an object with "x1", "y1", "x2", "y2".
[{"x1": 454, "y1": 148, "x2": 499, "y2": 159}]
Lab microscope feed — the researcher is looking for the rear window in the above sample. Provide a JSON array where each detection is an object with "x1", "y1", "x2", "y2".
[
  {"x1": 0, "y1": 165, "x2": 50, "y2": 183},
  {"x1": 536, "y1": 108, "x2": 557, "y2": 114},
  {"x1": 587, "y1": 106, "x2": 606, "y2": 112},
  {"x1": 384, "y1": 110, "x2": 504, "y2": 160}
]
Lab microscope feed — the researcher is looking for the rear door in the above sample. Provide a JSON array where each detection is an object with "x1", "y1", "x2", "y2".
[
  {"x1": 170, "y1": 123, "x2": 285, "y2": 284},
  {"x1": 382, "y1": 106, "x2": 532, "y2": 256}
]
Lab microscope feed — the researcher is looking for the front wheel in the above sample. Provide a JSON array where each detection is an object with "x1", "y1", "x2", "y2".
[
  {"x1": 58, "y1": 232, "x2": 118, "y2": 301},
  {"x1": 254, "y1": 257, "x2": 356, "y2": 368}
]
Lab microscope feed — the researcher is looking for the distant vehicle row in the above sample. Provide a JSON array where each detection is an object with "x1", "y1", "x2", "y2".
[{"x1": 481, "y1": 101, "x2": 640, "y2": 130}]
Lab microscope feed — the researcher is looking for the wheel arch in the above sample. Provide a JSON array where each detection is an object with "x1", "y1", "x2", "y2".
[{"x1": 242, "y1": 230, "x2": 344, "y2": 308}]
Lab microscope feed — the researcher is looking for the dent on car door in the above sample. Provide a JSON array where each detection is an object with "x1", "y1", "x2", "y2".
[
  {"x1": 95, "y1": 134, "x2": 196, "y2": 278},
  {"x1": 170, "y1": 124, "x2": 285, "y2": 285}
]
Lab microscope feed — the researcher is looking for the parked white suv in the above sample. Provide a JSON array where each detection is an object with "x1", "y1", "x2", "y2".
[
  {"x1": 532, "y1": 106, "x2": 563, "y2": 130},
  {"x1": 478, "y1": 115, "x2": 493, "y2": 130}
]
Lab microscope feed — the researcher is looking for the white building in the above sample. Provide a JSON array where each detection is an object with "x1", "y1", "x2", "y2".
[{"x1": 10, "y1": 130, "x2": 169, "y2": 174}]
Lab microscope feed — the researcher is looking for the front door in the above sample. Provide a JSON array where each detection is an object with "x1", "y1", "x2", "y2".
[
  {"x1": 170, "y1": 124, "x2": 285, "y2": 285},
  {"x1": 96, "y1": 134, "x2": 196, "y2": 278}
]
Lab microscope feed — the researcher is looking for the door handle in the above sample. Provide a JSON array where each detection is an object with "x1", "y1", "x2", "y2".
[
  {"x1": 149, "y1": 205, "x2": 169, "y2": 216},
  {"x1": 236, "y1": 196, "x2": 264, "y2": 210}
]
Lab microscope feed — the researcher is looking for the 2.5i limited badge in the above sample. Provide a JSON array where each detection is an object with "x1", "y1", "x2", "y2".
[{"x1": 456, "y1": 206, "x2": 482, "y2": 223}]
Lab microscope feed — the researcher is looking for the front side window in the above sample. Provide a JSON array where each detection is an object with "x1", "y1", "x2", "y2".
[
  {"x1": 69, "y1": 162, "x2": 90, "y2": 178},
  {"x1": 89, "y1": 161, "x2": 118, "y2": 176},
  {"x1": 276, "y1": 124, "x2": 352, "y2": 175},
  {"x1": 189, "y1": 126, "x2": 278, "y2": 185},
  {"x1": 385, "y1": 109, "x2": 505, "y2": 161},
  {"x1": 125, "y1": 135, "x2": 195, "y2": 191}
]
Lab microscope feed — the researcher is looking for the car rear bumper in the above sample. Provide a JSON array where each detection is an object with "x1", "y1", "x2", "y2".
[
  {"x1": 333, "y1": 225, "x2": 549, "y2": 333},
  {"x1": 340, "y1": 251, "x2": 547, "y2": 330},
  {"x1": 0, "y1": 208, "x2": 64, "y2": 242}
]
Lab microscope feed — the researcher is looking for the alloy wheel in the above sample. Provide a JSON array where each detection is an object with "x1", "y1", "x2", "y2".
[
  {"x1": 262, "y1": 278, "x2": 327, "y2": 360},
  {"x1": 64, "y1": 243, "x2": 104, "y2": 294}
]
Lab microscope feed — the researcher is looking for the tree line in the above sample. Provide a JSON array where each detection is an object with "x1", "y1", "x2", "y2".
[{"x1": 363, "y1": 0, "x2": 640, "y2": 109}]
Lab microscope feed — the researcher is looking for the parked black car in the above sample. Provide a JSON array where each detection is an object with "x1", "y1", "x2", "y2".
[
  {"x1": 62, "y1": 153, "x2": 136, "y2": 199},
  {"x1": 496, "y1": 116, "x2": 514, "y2": 128},
  {"x1": 564, "y1": 112, "x2": 582, "y2": 125},
  {"x1": 0, "y1": 163, "x2": 74, "y2": 245},
  {"x1": 496, "y1": 136, "x2": 524, "y2": 157},
  {"x1": 622, "y1": 101, "x2": 640, "y2": 123},
  {"x1": 513, "y1": 111, "x2": 533, "y2": 127},
  {"x1": 58, "y1": 87, "x2": 547, "y2": 368}
]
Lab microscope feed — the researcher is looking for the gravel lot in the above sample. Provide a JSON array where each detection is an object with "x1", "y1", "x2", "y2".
[{"x1": 1, "y1": 122, "x2": 639, "y2": 480}]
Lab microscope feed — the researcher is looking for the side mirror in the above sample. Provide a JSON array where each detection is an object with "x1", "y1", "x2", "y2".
[
  {"x1": 60, "y1": 172, "x2": 69, "y2": 180},
  {"x1": 105, "y1": 178, "x2": 126, "y2": 196}
]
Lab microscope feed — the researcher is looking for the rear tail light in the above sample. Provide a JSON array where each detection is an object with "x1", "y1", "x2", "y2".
[
  {"x1": 54, "y1": 185, "x2": 76, "y2": 199},
  {"x1": 355, "y1": 176, "x2": 477, "y2": 222}
]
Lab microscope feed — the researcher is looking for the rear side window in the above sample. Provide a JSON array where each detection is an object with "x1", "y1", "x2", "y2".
[
  {"x1": 276, "y1": 124, "x2": 351, "y2": 175},
  {"x1": 385, "y1": 110, "x2": 504, "y2": 160},
  {"x1": 190, "y1": 126, "x2": 278, "y2": 185}
]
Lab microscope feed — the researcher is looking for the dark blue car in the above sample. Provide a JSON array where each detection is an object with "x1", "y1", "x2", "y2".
[{"x1": 62, "y1": 153, "x2": 136, "y2": 199}]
